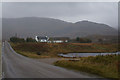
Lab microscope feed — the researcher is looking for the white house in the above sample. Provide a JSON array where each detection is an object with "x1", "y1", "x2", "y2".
[
  {"x1": 35, "y1": 36, "x2": 69, "y2": 43},
  {"x1": 35, "y1": 36, "x2": 49, "y2": 42}
]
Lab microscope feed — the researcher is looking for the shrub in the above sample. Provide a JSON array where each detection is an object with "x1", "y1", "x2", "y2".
[
  {"x1": 26, "y1": 37, "x2": 36, "y2": 42},
  {"x1": 10, "y1": 37, "x2": 25, "y2": 43}
]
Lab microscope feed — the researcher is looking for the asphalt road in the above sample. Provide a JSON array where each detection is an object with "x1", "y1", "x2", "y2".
[{"x1": 2, "y1": 41, "x2": 102, "y2": 78}]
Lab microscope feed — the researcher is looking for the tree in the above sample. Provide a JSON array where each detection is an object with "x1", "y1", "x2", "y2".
[
  {"x1": 86, "y1": 39, "x2": 92, "y2": 43},
  {"x1": 26, "y1": 37, "x2": 36, "y2": 42},
  {"x1": 76, "y1": 37, "x2": 92, "y2": 43},
  {"x1": 80, "y1": 38, "x2": 92, "y2": 43},
  {"x1": 76, "y1": 37, "x2": 80, "y2": 42},
  {"x1": 10, "y1": 37, "x2": 25, "y2": 43},
  {"x1": 98, "y1": 39, "x2": 103, "y2": 43}
]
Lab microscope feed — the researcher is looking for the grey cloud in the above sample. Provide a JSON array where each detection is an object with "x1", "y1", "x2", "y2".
[{"x1": 2, "y1": 2, "x2": 118, "y2": 29}]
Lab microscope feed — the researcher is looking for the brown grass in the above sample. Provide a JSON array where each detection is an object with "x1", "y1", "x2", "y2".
[
  {"x1": 10, "y1": 42, "x2": 118, "y2": 58},
  {"x1": 71, "y1": 43, "x2": 93, "y2": 46},
  {"x1": 54, "y1": 54, "x2": 119, "y2": 78}
]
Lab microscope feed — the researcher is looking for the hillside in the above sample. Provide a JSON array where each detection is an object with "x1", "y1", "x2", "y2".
[
  {"x1": 59, "y1": 20, "x2": 117, "y2": 37},
  {"x1": 2, "y1": 17, "x2": 117, "y2": 40}
]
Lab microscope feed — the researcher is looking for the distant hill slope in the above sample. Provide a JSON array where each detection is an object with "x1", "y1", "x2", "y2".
[
  {"x1": 2, "y1": 17, "x2": 117, "y2": 40},
  {"x1": 60, "y1": 21, "x2": 117, "y2": 37}
]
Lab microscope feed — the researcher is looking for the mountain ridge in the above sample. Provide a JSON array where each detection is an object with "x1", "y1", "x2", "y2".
[{"x1": 2, "y1": 17, "x2": 117, "y2": 40}]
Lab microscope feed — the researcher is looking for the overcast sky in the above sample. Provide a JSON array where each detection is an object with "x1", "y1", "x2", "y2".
[
  {"x1": 0, "y1": 2, "x2": 2, "y2": 40},
  {"x1": 1, "y1": 0, "x2": 119, "y2": 2},
  {"x1": 2, "y1": 2, "x2": 118, "y2": 29}
]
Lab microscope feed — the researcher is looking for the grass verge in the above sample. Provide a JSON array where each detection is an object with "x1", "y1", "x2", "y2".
[{"x1": 54, "y1": 54, "x2": 119, "y2": 78}]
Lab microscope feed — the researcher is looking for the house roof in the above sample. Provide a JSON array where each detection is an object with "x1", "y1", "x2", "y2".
[{"x1": 37, "y1": 36, "x2": 48, "y2": 40}]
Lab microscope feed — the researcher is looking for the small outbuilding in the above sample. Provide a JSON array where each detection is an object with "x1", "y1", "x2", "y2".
[
  {"x1": 35, "y1": 36, "x2": 69, "y2": 43},
  {"x1": 48, "y1": 37, "x2": 69, "y2": 43}
]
